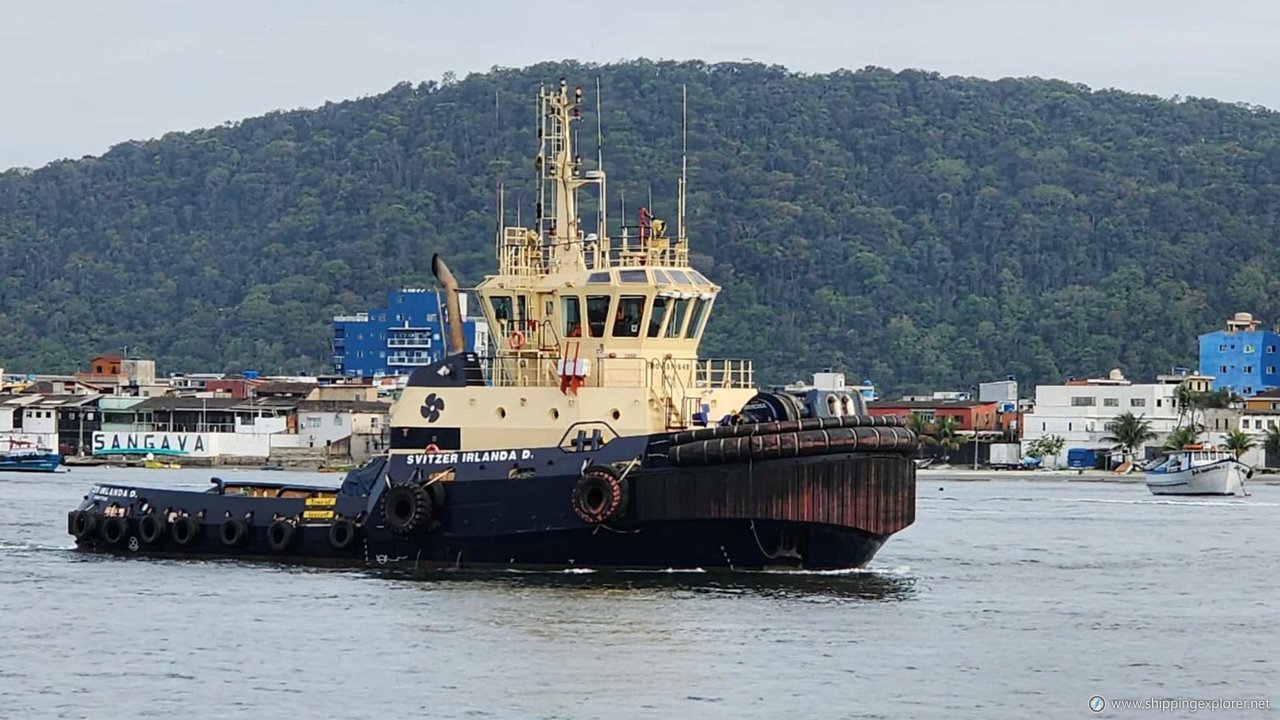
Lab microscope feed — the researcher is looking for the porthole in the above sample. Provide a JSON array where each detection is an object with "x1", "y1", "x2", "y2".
[
  {"x1": 610, "y1": 409, "x2": 621, "y2": 421},
  {"x1": 496, "y1": 407, "x2": 507, "y2": 419}
]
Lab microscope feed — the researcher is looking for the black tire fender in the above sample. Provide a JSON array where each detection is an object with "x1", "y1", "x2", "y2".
[
  {"x1": 138, "y1": 514, "x2": 166, "y2": 545},
  {"x1": 100, "y1": 516, "x2": 128, "y2": 546},
  {"x1": 219, "y1": 517, "x2": 250, "y2": 548},
  {"x1": 267, "y1": 519, "x2": 296, "y2": 552},
  {"x1": 572, "y1": 465, "x2": 629, "y2": 524},
  {"x1": 328, "y1": 518, "x2": 358, "y2": 550}
]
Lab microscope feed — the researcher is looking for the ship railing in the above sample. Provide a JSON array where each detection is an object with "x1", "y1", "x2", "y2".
[
  {"x1": 693, "y1": 358, "x2": 755, "y2": 389},
  {"x1": 480, "y1": 354, "x2": 653, "y2": 388}
]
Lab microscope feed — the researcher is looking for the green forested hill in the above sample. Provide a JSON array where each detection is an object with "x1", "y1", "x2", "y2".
[{"x1": 4, "y1": 60, "x2": 1280, "y2": 392}]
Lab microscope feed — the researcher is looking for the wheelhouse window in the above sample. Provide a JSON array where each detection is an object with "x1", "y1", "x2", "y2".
[
  {"x1": 563, "y1": 296, "x2": 583, "y2": 337},
  {"x1": 618, "y1": 270, "x2": 648, "y2": 284},
  {"x1": 667, "y1": 269, "x2": 692, "y2": 285},
  {"x1": 613, "y1": 296, "x2": 646, "y2": 337},
  {"x1": 586, "y1": 295, "x2": 611, "y2": 338},
  {"x1": 648, "y1": 297, "x2": 669, "y2": 337},
  {"x1": 490, "y1": 296, "x2": 513, "y2": 325},
  {"x1": 685, "y1": 297, "x2": 710, "y2": 338},
  {"x1": 587, "y1": 271, "x2": 611, "y2": 284},
  {"x1": 665, "y1": 298, "x2": 691, "y2": 338}
]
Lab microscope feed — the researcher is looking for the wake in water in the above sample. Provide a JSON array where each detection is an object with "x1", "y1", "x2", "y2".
[{"x1": 0, "y1": 539, "x2": 73, "y2": 553}]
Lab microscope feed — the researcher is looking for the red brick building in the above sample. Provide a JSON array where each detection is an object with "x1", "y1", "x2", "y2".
[{"x1": 866, "y1": 400, "x2": 1001, "y2": 432}]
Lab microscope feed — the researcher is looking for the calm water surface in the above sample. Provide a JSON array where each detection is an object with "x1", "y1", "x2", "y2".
[{"x1": 1, "y1": 467, "x2": 1277, "y2": 719}]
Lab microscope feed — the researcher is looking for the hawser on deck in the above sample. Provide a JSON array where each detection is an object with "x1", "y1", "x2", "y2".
[{"x1": 67, "y1": 78, "x2": 918, "y2": 570}]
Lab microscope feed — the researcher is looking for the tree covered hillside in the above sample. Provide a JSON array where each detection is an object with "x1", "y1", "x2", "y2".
[{"x1": 4, "y1": 60, "x2": 1280, "y2": 392}]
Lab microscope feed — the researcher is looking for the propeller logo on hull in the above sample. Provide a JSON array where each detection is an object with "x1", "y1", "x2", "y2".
[{"x1": 421, "y1": 393, "x2": 445, "y2": 423}]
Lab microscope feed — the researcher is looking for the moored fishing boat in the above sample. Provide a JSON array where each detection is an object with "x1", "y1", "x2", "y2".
[
  {"x1": 1, "y1": 439, "x2": 62, "y2": 473},
  {"x1": 66, "y1": 79, "x2": 918, "y2": 569},
  {"x1": 1145, "y1": 446, "x2": 1251, "y2": 496}
]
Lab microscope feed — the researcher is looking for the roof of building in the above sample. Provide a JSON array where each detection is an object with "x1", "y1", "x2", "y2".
[
  {"x1": 868, "y1": 399, "x2": 995, "y2": 410},
  {"x1": 254, "y1": 381, "x2": 316, "y2": 396},
  {"x1": 1250, "y1": 388, "x2": 1280, "y2": 399},
  {"x1": 296, "y1": 399, "x2": 392, "y2": 414},
  {"x1": 0, "y1": 393, "x2": 101, "y2": 408}
]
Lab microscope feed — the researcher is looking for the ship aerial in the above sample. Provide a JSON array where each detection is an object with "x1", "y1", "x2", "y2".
[{"x1": 67, "y1": 79, "x2": 919, "y2": 570}]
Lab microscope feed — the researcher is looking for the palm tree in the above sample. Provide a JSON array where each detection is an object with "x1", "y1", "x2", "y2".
[
  {"x1": 1174, "y1": 382, "x2": 1198, "y2": 429},
  {"x1": 905, "y1": 412, "x2": 937, "y2": 458},
  {"x1": 1264, "y1": 425, "x2": 1280, "y2": 468},
  {"x1": 1224, "y1": 429, "x2": 1255, "y2": 459},
  {"x1": 934, "y1": 415, "x2": 961, "y2": 463},
  {"x1": 1163, "y1": 425, "x2": 1202, "y2": 451},
  {"x1": 1026, "y1": 434, "x2": 1066, "y2": 468},
  {"x1": 1102, "y1": 411, "x2": 1157, "y2": 462}
]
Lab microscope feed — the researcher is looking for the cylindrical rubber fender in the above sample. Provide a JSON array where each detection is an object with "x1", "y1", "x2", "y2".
[
  {"x1": 137, "y1": 514, "x2": 166, "y2": 545},
  {"x1": 572, "y1": 465, "x2": 629, "y2": 524},
  {"x1": 328, "y1": 518, "x2": 358, "y2": 550},
  {"x1": 100, "y1": 516, "x2": 128, "y2": 546},
  {"x1": 666, "y1": 413, "x2": 905, "y2": 446},
  {"x1": 267, "y1": 519, "x2": 296, "y2": 552},
  {"x1": 71, "y1": 510, "x2": 100, "y2": 541},
  {"x1": 219, "y1": 517, "x2": 250, "y2": 548},
  {"x1": 668, "y1": 425, "x2": 920, "y2": 466},
  {"x1": 170, "y1": 516, "x2": 201, "y2": 547},
  {"x1": 381, "y1": 483, "x2": 434, "y2": 534}
]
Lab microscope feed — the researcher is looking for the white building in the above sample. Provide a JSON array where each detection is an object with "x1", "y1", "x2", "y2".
[{"x1": 1022, "y1": 369, "x2": 1211, "y2": 459}]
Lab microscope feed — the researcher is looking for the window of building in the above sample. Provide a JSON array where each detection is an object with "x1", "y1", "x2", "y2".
[
  {"x1": 648, "y1": 297, "x2": 669, "y2": 338},
  {"x1": 1269, "y1": 367, "x2": 1278, "y2": 375},
  {"x1": 334, "y1": 415, "x2": 343, "y2": 426},
  {"x1": 1068, "y1": 422, "x2": 1072, "y2": 431},
  {"x1": 1041, "y1": 422, "x2": 1046, "y2": 431},
  {"x1": 379, "y1": 351, "x2": 385, "y2": 358},
  {"x1": 1244, "y1": 365, "x2": 1254, "y2": 374},
  {"x1": 665, "y1": 298, "x2": 691, "y2": 338},
  {"x1": 612, "y1": 296, "x2": 645, "y2": 337},
  {"x1": 1256, "y1": 419, "x2": 1264, "y2": 430},
  {"x1": 1103, "y1": 398, "x2": 1119, "y2": 407},
  {"x1": 1241, "y1": 419, "x2": 1249, "y2": 430},
  {"x1": 563, "y1": 296, "x2": 583, "y2": 337},
  {"x1": 1270, "y1": 420, "x2": 1277, "y2": 429},
  {"x1": 1269, "y1": 345, "x2": 1277, "y2": 353},
  {"x1": 1130, "y1": 398, "x2": 1146, "y2": 407},
  {"x1": 379, "y1": 313, "x2": 386, "y2": 322},
  {"x1": 356, "y1": 351, "x2": 364, "y2": 359},
  {"x1": 1245, "y1": 344, "x2": 1256, "y2": 353},
  {"x1": 1070, "y1": 396, "x2": 1096, "y2": 407},
  {"x1": 1244, "y1": 387, "x2": 1253, "y2": 395},
  {"x1": 1219, "y1": 344, "x2": 1227, "y2": 352},
  {"x1": 306, "y1": 417, "x2": 321, "y2": 429},
  {"x1": 1220, "y1": 365, "x2": 1228, "y2": 373},
  {"x1": 586, "y1": 295, "x2": 611, "y2": 337}
]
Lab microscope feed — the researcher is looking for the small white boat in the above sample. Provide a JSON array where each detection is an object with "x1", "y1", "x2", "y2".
[{"x1": 1144, "y1": 447, "x2": 1252, "y2": 496}]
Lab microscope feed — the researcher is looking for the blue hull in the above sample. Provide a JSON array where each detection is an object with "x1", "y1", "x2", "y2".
[{"x1": 0, "y1": 452, "x2": 62, "y2": 472}]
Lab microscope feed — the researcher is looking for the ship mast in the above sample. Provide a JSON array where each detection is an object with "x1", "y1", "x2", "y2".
[{"x1": 531, "y1": 78, "x2": 604, "y2": 273}]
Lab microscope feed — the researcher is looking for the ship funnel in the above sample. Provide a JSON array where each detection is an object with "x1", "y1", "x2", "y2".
[{"x1": 431, "y1": 253, "x2": 466, "y2": 356}]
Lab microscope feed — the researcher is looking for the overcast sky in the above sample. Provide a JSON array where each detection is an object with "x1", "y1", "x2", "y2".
[{"x1": 2, "y1": 0, "x2": 1277, "y2": 170}]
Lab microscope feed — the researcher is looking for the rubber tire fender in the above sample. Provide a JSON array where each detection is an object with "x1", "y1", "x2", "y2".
[
  {"x1": 328, "y1": 518, "x2": 358, "y2": 550},
  {"x1": 381, "y1": 483, "x2": 434, "y2": 534},
  {"x1": 100, "y1": 516, "x2": 128, "y2": 546},
  {"x1": 267, "y1": 519, "x2": 296, "y2": 552},
  {"x1": 219, "y1": 517, "x2": 250, "y2": 548},
  {"x1": 170, "y1": 516, "x2": 201, "y2": 547},
  {"x1": 137, "y1": 514, "x2": 166, "y2": 545},
  {"x1": 571, "y1": 465, "x2": 630, "y2": 524},
  {"x1": 72, "y1": 510, "x2": 100, "y2": 541}
]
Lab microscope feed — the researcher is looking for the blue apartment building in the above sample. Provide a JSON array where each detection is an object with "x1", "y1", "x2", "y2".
[
  {"x1": 1198, "y1": 311, "x2": 1280, "y2": 397},
  {"x1": 332, "y1": 289, "x2": 485, "y2": 377}
]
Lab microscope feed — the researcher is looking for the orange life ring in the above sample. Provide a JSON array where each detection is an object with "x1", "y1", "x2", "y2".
[
  {"x1": 424, "y1": 443, "x2": 441, "y2": 454},
  {"x1": 509, "y1": 330, "x2": 526, "y2": 349}
]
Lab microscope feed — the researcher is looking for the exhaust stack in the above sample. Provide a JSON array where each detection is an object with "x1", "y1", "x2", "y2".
[{"x1": 431, "y1": 253, "x2": 466, "y2": 356}]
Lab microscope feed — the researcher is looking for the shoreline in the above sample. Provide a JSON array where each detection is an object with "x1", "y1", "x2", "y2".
[{"x1": 917, "y1": 466, "x2": 1280, "y2": 484}]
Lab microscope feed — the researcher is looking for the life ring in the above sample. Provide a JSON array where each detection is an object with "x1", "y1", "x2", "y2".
[
  {"x1": 571, "y1": 465, "x2": 629, "y2": 524},
  {"x1": 71, "y1": 510, "x2": 100, "y2": 540},
  {"x1": 381, "y1": 483, "x2": 435, "y2": 534},
  {"x1": 509, "y1": 330, "x2": 526, "y2": 350},
  {"x1": 138, "y1": 514, "x2": 166, "y2": 545},
  {"x1": 424, "y1": 443, "x2": 441, "y2": 454},
  {"x1": 328, "y1": 518, "x2": 358, "y2": 550},
  {"x1": 100, "y1": 516, "x2": 128, "y2": 546},
  {"x1": 267, "y1": 519, "x2": 296, "y2": 552},
  {"x1": 170, "y1": 516, "x2": 201, "y2": 547},
  {"x1": 219, "y1": 517, "x2": 250, "y2": 548}
]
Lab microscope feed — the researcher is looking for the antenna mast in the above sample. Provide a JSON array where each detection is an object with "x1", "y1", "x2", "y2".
[
  {"x1": 596, "y1": 76, "x2": 606, "y2": 241},
  {"x1": 678, "y1": 84, "x2": 687, "y2": 242}
]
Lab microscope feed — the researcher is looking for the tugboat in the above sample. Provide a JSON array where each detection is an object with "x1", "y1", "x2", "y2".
[{"x1": 66, "y1": 80, "x2": 918, "y2": 569}]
